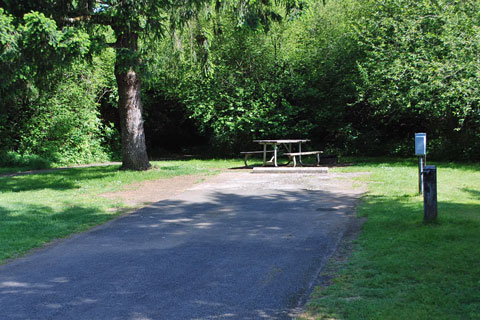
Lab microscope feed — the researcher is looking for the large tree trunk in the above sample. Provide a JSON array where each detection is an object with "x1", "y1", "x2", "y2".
[{"x1": 114, "y1": 32, "x2": 151, "y2": 171}]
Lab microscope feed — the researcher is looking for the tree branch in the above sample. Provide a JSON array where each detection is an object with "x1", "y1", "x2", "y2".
[
  {"x1": 65, "y1": 14, "x2": 112, "y2": 26},
  {"x1": 66, "y1": 16, "x2": 91, "y2": 23}
]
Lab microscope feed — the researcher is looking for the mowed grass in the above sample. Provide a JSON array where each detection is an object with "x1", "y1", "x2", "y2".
[
  {"x1": 307, "y1": 158, "x2": 480, "y2": 319},
  {"x1": 0, "y1": 159, "x2": 243, "y2": 263}
]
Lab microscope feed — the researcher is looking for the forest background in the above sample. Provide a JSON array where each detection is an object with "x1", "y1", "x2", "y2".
[{"x1": 1, "y1": 0, "x2": 479, "y2": 167}]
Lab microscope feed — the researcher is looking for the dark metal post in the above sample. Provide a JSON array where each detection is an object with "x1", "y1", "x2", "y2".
[{"x1": 423, "y1": 165, "x2": 437, "y2": 223}]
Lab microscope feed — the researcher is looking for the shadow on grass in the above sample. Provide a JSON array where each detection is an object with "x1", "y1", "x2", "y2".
[
  {"x1": 0, "y1": 202, "x2": 115, "y2": 262},
  {"x1": 157, "y1": 165, "x2": 181, "y2": 171},
  {"x1": 0, "y1": 165, "x2": 122, "y2": 193},
  {"x1": 0, "y1": 158, "x2": 245, "y2": 192},
  {"x1": 360, "y1": 193, "x2": 480, "y2": 226},
  {"x1": 462, "y1": 188, "x2": 480, "y2": 200}
]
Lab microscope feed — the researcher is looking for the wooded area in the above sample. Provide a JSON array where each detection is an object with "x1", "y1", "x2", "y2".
[{"x1": 1, "y1": 0, "x2": 479, "y2": 170}]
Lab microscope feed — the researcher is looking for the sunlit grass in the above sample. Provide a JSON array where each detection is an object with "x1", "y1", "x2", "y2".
[
  {"x1": 0, "y1": 159, "x2": 243, "y2": 262},
  {"x1": 307, "y1": 158, "x2": 480, "y2": 319}
]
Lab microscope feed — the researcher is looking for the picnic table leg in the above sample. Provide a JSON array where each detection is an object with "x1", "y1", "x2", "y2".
[
  {"x1": 316, "y1": 153, "x2": 320, "y2": 166},
  {"x1": 274, "y1": 144, "x2": 278, "y2": 167},
  {"x1": 263, "y1": 144, "x2": 267, "y2": 166},
  {"x1": 298, "y1": 142, "x2": 305, "y2": 166}
]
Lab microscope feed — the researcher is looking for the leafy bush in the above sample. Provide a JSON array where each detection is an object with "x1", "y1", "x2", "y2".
[
  {"x1": 16, "y1": 57, "x2": 115, "y2": 165},
  {"x1": 353, "y1": 0, "x2": 480, "y2": 159},
  {"x1": 0, "y1": 8, "x2": 117, "y2": 165}
]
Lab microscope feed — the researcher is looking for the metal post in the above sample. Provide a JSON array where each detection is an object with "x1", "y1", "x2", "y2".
[
  {"x1": 415, "y1": 133, "x2": 427, "y2": 194},
  {"x1": 418, "y1": 155, "x2": 426, "y2": 194},
  {"x1": 423, "y1": 165, "x2": 437, "y2": 223}
]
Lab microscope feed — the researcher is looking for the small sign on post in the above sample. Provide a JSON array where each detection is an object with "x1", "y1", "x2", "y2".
[
  {"x1": 415, "y1": 133, "x2": 427, "y2": 194},
  {"x1": 415, "y1": 133, "x2": 426, "y2": 156}
]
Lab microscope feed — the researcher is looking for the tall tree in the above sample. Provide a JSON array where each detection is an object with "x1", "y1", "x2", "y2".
[
  {"x1": 64, "y1": 0, "x2": 203, "y2": 170},
  {"x1": 1, "y1": 0, "x2": 208, "y2": 170}
]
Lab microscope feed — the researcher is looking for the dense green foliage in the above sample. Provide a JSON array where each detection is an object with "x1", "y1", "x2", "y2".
[
  {"x1": 354, "y1": 0, "x2": 480, "y2": 158},
  {"x1": 0, "y1": 8, "x2": 115, "y2": 164},
  {"x1": 148, "y1": 0, "x2": 480, "y2": 158},
  {"x1": 147, "y1": 0, "x2": 362, "y2": 153},
  {"x1": 1, "y1": 0, "x2": 480, "y2": 163}
]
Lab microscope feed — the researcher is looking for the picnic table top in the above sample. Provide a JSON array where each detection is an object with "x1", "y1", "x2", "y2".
[{"x1": 253, "y1": 139, "x2": 310, "y2": 144}]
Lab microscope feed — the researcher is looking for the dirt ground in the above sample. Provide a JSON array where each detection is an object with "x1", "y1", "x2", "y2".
[
  {"x1": 100, "y1": 174, "x2": 211, "y2": 207},
  {"x1": 100, "y1": 170, "x2": 368, "y2": 208}
]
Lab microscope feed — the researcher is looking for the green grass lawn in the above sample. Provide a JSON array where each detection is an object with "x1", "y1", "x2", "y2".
[
  {"x1": 307, "y1": 158, "x2": 480, "y2": 319},
  {"x1": 0, "y1": 159, "x2": 243, "y2": 263}
]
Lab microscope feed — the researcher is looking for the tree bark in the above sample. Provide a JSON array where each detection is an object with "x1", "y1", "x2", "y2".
[{"x1": 114, "y1": 32, "x2": 151, "y2": 171}]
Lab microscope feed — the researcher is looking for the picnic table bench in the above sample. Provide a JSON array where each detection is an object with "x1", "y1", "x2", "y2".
[{"x1": 283, "y1": 151, "x2": 323, "y2": 167}]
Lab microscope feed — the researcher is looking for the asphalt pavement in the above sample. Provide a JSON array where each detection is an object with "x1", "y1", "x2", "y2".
[{"x1": 0, "y1": 171, "x2": 364, "y2": 320}]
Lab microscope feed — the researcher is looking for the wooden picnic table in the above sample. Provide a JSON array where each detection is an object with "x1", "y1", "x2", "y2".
[{"x1": 253, "y1": 139, "x2": 310, "y2": 167}]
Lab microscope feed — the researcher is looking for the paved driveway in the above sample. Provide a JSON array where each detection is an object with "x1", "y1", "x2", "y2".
[{"x1": 0, "y1": 172, "x2": 364, "y2": 319}]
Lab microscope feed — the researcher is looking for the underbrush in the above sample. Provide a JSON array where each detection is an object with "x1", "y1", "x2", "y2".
[{"x1": 0, "y1": 151, "x2": 53, "y2": 173}]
